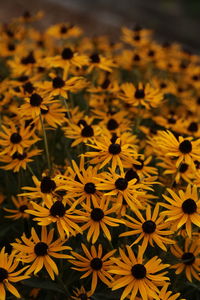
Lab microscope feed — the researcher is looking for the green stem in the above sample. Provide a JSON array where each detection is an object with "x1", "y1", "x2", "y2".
[
  {"x1": 27, "y1": 164, "x2": 35, "y2": 177},
  {"x1": 64, "y1": 98, "x2": 71, "y2": 119},
  {"x1": 39, "y1": 114, "x2": 51, "y2": 173}
]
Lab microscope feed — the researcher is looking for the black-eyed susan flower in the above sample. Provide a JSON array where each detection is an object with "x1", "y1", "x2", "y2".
[
  {"x1": 70, "y1": 243, "x2": 116, "y2": 294},
  {"x1": 157, "y1": 159, "x2": 194, "y2": 184},
  {"x1": 124, "y1": 156, "x2": 158, "y2": 178},
  {"x1": 109, "y1": 245, "x2": 169, "y2": 300},
  {"x1": 0, "y1": 148, "x2": 42, "y2": 172},
  {"x1": 84, "y1": 133, "x2": 139, "y2": 173},
  {"x1": 120, "y1": 204, "x2": 174, "y2": 251},
  {"x1": 118, "y1": 82, "x2": 163, "y2": 109},
  {"x1": 87, "y1": 53, "x2": 116, "y2": 73},
  {"x1": 21, "y1": 175, "x2": 58, "y2": 203},
  {"x1": 64, "y1": 120, "x2": 101, "y2": 147},
  {"x1": 0, "y1": 121, "x2": 39, "y2": 156},
  {"x1": 71, "y1": 286, "x2": 92, "y2": 300},
  {"x1": 160, "y1": 185, "x2": 200, "y2": 237},
  {"x1": 46, "y1": 23, "x2": 82, "y2": 39},
  {"x1": 121, "y1": 26, "x2": 152, "y2": 48},
  {"x1": 0, "y1": 247, "x2": 29, "y2": 300},
  {"x1": 12, "y1": 226, "x2": 73, "y2": 280},
  {"x1": 8, "y1": 50, "x2": 42, "y2": 76},
  {"x1": 79, "y1": 196, "x2": 124, "y2": 243},
  {"x1": 96, "y1": 169, "x2": 149, "y2": 211},
  {"x1": 36, "y1": 73, "x2": 88, "y2": 99},
  {"x1": 59, "y1": 159, "x2": 103, "y2": 207},
  {"x1": 4, "y1": 195, "x2": 32, "y2": 220},
  {"x1": 170, "y1": 238, "x2": 200, "y2": 282},
  {"x1": 45, "y1": 47, "x2": 88, "y2": 77},
  {"x1": 19, "y1": 92, "x2": 57, "y2": 119},
  {"x1": 153, "y1": 283, "x2": 182, "y2": 300},
  {"x1": 39, "y1": 103, "x2": 67, "y2": 128},
  {"x1": 91, "y1": 109, "x2": 130, "y2": 134},
  {"x1": 152, "y1": 130, "x2": 200, "y2": 168},
  {"x1": 26, "y1": 196, "x2": 85, "y2": 240}
]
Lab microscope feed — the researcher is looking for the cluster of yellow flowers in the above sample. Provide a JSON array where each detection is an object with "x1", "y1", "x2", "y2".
[{"x1": 0, "y1": 11, "x2": 200, "y2": 300}]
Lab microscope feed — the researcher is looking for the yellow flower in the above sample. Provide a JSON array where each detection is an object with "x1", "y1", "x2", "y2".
[
  {"x1": 70, "y1": 243, "x2": 116, "y2": 294},
  {"x1": 170, "y1": 238, "x2": 200, "y2": 282},
  {"x1": 120, "y1": 204, "x2": 175, "y2": 251},
  {"x1": 79, "y1": 196, "x2": 124, "y2": 243},
  {"x1": 118, "y1": 82, "x2": 163, "y2": 109},
  {"x1": 160, "y1": 185, "x2": 200, "y2": 237},
  {"x1": 0, "y1": 247, "x2": 29, "y2": 300},
  {"x1": 4, "y1": 195, "x2": 32, "y2": 220},
  {"x1": 26, "y1": 196, "x2": 85, "y2": 240},
  {"x1": 11, "y1": 226, "x2": 72, "y2": 280},
  {"x1": 0, "y1": 121, "x2": 39, "y2": 156},
  {"x1": 109, "y1": 245, "x2": 169, "y2": 300}
]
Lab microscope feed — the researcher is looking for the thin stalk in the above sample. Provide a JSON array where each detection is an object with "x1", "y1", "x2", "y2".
[
  {"x1": 27, "y1": 164, "x2": 35, "y2": 177},
  {"x1": 39, "y1": 114, "x2": 51, "y2": 173},
  {"x1": 64, "y1": 98, "x2": 71, "y2": 119}
]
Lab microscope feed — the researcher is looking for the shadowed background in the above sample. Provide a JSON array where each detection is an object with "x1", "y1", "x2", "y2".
[{"x1": 0, "y1": 0, "x2": 200, "y2": 50}]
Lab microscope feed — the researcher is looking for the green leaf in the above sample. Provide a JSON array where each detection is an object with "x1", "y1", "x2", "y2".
[{"x1": 21, "y1": 277, "x2": 65, "y2": 294}]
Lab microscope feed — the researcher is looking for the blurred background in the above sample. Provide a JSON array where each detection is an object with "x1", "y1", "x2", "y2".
[{"x1": 0, "y1": 0, "x2": 200, "y2": 51}]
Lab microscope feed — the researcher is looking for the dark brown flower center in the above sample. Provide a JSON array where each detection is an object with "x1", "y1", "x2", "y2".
[
  {"x1": 52, "y1": 77, "x2": 65, "y2": 89},
  {"x1": 167, "y1": 117, "x2": 176, "y2": 124},
  {"x1": 10, "y1": 133, "x2": 22, "y2": 144},
  {"x1": 50, "y1": 201, "x2": 66, "y2": 217},
  {"x1": 107, "y1": 118, "x2": 119, "y2": 131},
  {"x1": 134, "y1": 35, "x2": 140, "y2": 41},
  {"x1": 91, "y1": 208, "x2": 104, "y2": 221},
  {"x1": 108, "y1": 143, "x2": 121, "y2": 155},
  {"x1": 182, "y1": 198, "x2": 197, "y2": 214},
  {"x1": 61, "y1": 48, "x2": 74, "y2": 60},
  {"x1": 40, "y1": 177, "x2": 56, "y2": 194},
  {"x1": 187, "y1": 122, "x2": 198, "y2": 133},
  {"x1": 19, "y1": 205, "x2": 28, "y2": 213},
  {"x1": 160, "y1": 82, "x2": 167, "y2": 89},
  {"x1": 34, "y1": 242, "x2": 48, "y2": 256},
  {"x1": 30, "y1": 93, "x2": 43, "y2": 107},
  {"x1": 90, "y1": 258, "x2": 103, "y2": 270},
  {"x1": 142, "y1": 220, "x2": 156, "y2": 233},
  {"x1": 179, "y1": 140, "x2": 192, "y2": 154},
  {"x1": 23, "y1": 82, "x2": 35, "y2": 94},
  {"x1": 125, "y1": 169, "x2": 139, "y2": 183},
  {"x1": 81, "y1": 125, "x2": 94, "y2": 137},
  {"x1": 135, "y1": 89, "x2": 145, "y2": 99},
  {"x1": 84, "y1": 182, "x2": 96, "y2": 194},
  {"x1": 60, "y1": 25, "x2": 68, "y2": 34},
  {"x1": 179, "y1": 163, "x2": 188, "y2": 173},
  {"x1": 8, "y1": 43, "x2": 15, "y2": 51},
  {"x1": 133, "y1": 159, "x2": 144, "y2": 170},
  {"x1": 148, "y1": 50, "x2": 155, "y2": 57},
  {"x1": 90, "y1": 53, "x2": 100, "y2": 63},
  {"x1": 181, "y1": 252, "x2": 195, "y2": 265},
  {"x1": 115, "y1": 178, "x2": 128, "y2": 190},
  {"x1": 131, "y1": 264, "x2": 146, "y2": 279},
  {"x1": 0, "y1": 268, "x2": 8, "y2": 282},
  {"x1": 21, "y1": 52, "x2": 36, "y2": 65},
  {"x1": 133, "y1": 54, "x2": 140, "y2": 61}
]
